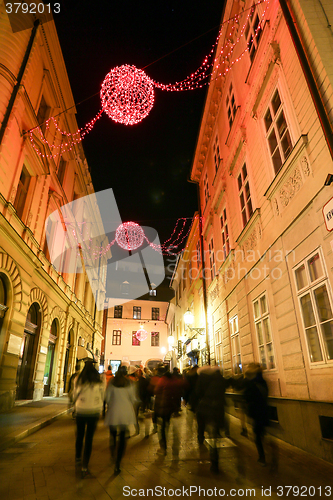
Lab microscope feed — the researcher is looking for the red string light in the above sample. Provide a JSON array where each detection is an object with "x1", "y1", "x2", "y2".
[
  {"x1": 100, "y1": 65, "x2": 155, "y2": 125},
  {"x1": 28, "y1": 0, "x2": 270, "y2": 156},
  {"x1": 115, "y1": 221, "x2": 145, "y2": 251},
  {"x1": 136, "y1": 328, "x2": 148, "y2": 341}
]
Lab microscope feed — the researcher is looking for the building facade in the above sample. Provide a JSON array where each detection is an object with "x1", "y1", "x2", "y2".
[
  {"x1": 104, "y1": 297, "x2": 169, "y2": 373},
  {"x1": 0, "y1": 9, "x2": 107, "y2": 410},
  {"x1": 169, "y1": 0, "x2": 333, "y2": 462}
]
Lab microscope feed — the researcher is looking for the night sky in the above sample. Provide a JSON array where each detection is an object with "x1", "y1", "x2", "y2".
[{"x1": 54, "y1": 0, "x2": 224, "y2": 246}]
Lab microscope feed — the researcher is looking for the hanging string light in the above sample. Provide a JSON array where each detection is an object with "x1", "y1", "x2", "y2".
[
  {"x1": 100, "y1": 65, "x2": 155, "y2": 126},
  {"x1": 28, "y1": 0, "x2": 270, "y2": 158},
  {"x1": 65, "y1": 216, "x2": 197, "y2": 261},
  {"x1": 136, "y1": 326, "x2": 148, "y2": 342},
  {"x1": 115, "y1": 221, "x2": 145, "y2": 251}
]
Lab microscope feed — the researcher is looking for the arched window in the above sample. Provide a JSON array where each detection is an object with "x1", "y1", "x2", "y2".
[{"x1": 0, "y1": 275, "x2": 7, "y2": 319}]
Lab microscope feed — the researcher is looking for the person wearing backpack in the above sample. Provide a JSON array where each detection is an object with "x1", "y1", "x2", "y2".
[{"x1": 73, "y1": 359, "x2": 104, "y2": 477}]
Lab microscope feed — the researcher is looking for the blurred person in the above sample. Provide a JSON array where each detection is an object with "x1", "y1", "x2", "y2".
[
  {"x1": 102, "y1": 365, "x2": 113, "y2": 417},
  {"x1": 104, "y1": 365, "x2": 137, "y2": 474},
  {"x1": 73, "y1": 359, "x2": 104, "y2": 478},
  {"x1": 172, "y1": 367, "x2": 185, "y2": 415},
  {"x1": 195, "y1": 365, "x2": 232, "y2": 473},
  {"x1": 232, "y1": 373, "x2": 249, "y2": 437},
  {"x1": 104, "y1": 365, "x2": 113, "y2": 386},
  {"x1": 127, "y1": 366, "x2": 140, "y2": 434},
  {"x1": 148, "y1": 367, "x2": 161, "y2": 433},
  {"x1": 183, "y1": 364, "x2": 199, "y2": 412},
  {"x1": 243, "y1": 363, "x2": 269, "y2": 466},
  {"x1": 154, "y1": 364, "x2": 178, "y2": 456},
  {"x1": 68, "y1": 363, "x2": 81, "y2": 418},
  {"x1": 137, "y1": 368, "x2": 150, "y2": 413}
]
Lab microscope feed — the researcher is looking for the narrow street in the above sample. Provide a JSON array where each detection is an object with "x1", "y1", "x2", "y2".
[{"x1": 0, "y1": 408, "x2": 332, "y2": 499}]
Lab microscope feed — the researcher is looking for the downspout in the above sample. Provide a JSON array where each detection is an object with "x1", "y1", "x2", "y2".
[
  {"x1": 188, "y1": 179, "x2": 211, "y2": 365},
  {"x1": 279, "y1": 0, "x2": 333, "y2": 159},
  {"x1": 0, "y1": 19, "x2": 40, "y2": 146}
]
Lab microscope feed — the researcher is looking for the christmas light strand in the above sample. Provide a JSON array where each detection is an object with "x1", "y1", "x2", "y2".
[
  {"x1": 28, "y1": 0, "x2": 270, "y2": 157},
  {"x1": 63, "y1": 217, "x2": 197, "y2": 263}
]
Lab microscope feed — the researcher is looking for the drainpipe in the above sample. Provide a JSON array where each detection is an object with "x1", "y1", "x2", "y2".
[
  {"x1": 0, "y1": 19, "x2": 40, "y2": 146},
  {"x1": 188, "y1": 179, "x2": 210, "y2": 365},
  {"x1": 279, "y1": 0, "x2": 333, "y2": 159}
]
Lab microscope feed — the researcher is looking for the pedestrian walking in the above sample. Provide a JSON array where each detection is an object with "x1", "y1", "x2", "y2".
[
  {"x1": 73, "y1": 359, "x2": 104, "y2": 478},
  {"x1": 68, "y1": 364, "x2": 81, "y2": 418},
  {"x1": 102, "y1": 365, "x2": 113, "y2": 417},
  {"x1": 104, "y1": 365, "x2": 137, "y2": 474},
  {"x1": 195, "y1": 365, "x2": 232, "y2": 473},
  {"x1": 243, "y1": 363, "x2": 269, "y2": 466},
  {"x1": 154, "y1": 364, "x2": 179, "y2": 456}
]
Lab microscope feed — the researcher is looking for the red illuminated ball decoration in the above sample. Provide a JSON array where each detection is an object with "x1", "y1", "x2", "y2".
[
  {"x1": 136, "y1": 328, "x2": 148, "y2": 341},
  {"x1": 115, "y1": 221, "x2": 145, "y2": 251},
  {"x1": 100, "y1": 64, "x2": 155, "y2": 125}
]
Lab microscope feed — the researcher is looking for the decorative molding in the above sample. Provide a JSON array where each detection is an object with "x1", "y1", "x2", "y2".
[
  {"x1": 0, "y1": 253, "x2": 23, "y2": 311},
  {"x1": 9, "y1": 187, "x2": 16, "y2": 205},
  {"x1": 49, "y1": 305, "x2": 66, "y2": 336},
  {"x1": 236, "y1": 208, "x2": 261, "y2": 249},
  {"x1": 264, "y1": 135, "x2": 309, "y2": 201},
  {"x1": 210, "y1": 282, "x2": 219, "y2": 304},
  {"x1": 28, "y1": 287, "x2": 48, "y2": 327},
  {"x1": 301, "y1": 156, "x2": 310, "y2": 177},
  {"x1": 279, "y1": 167, "x2": 302, "y2": 208}
]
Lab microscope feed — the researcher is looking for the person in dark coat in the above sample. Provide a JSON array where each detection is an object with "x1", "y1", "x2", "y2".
[
  {"x1": 195, "y1": 365, "x2": 232, "y2": 473},
  {"x1": 154, "y1": 364, "x2": 178, "y2": 455},
  {"x1": 184, "y1": 365, "x2": 199, "y2": 412},
  {"x1": 243, "y1": 363, "x2": 269, "y2": 465}
]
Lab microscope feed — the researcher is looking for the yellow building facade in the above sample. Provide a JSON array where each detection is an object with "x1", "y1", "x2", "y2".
[
  {"x1": 0, "y1": 9, "x2": 106, "y2": 410},
  {"x1": 169, "y1": 0, "x2": 333, "y2": 462}
]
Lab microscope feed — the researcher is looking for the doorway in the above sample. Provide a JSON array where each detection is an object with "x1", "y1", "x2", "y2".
[
  {"x1": 43, "y1": 319, "x2": 58, "y2": 396},
  {"x1": 16, "y1": 303, "x2": 41, "y2": 400}
]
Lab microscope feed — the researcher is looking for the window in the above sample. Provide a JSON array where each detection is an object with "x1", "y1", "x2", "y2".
[
  {"x1": 264, "y1": 89, "x2": 293, "y2": 175},
  {"x1": 133, "y1": 306, "x2": 141, "y2": 319},
  {"x1": 152, "y1": 307, "x2": 159, "y2": 320},
  {"x1": 209, "y1": 238, "x2": 216, "y2": 281},
  {"x1": 238, "y1": 163, "x2": 253, "y2": 227},
  {"x1": 132, "y1": 331, "x2": 140, "y2": 346},
  {"x1": 213, "y1": 135, "x2": 221, "y2": 173},
  {"x1": 220, "y1": 208, "x2": 230, "y2": 260},
  {"x1": 57, "y1": 158, "x2": 67, "y2": 185},
  {"x1": 294, "y1": 251, "x2": 333, "y2": 364},
  {"x1": 230, "y1": 315, "x2": 242, "y2": 374},
  {"x1": 253, "y1": 294, "x2": 275, "y2": 369},
  {"x1": 215, "y1": 329, "x2": 223, "y2": 366},
  {"x1": 226, "y1": 83, "x2": 237, "y2": 127},
  {"x1": 245, "y1": 5, "x2": 262, "y2": 62},
  {"x1": 204, "y1": 173, "x2": 210, "y2": 205},
  {"x1": 114, "y1": 305, "x2": 123, "y2": 318},
  {"x1": 36, "y1": 95, "x2": 50, "y2": 131},
  {"x1": 112, "y1": 330, "x2": 121, "y2": 345},
  {"x1": 14, "y1": 165, "x2": 31, "y2": 219},
  {"x1": 151, "y1": 332, "x2": 159, "y2": 346}
]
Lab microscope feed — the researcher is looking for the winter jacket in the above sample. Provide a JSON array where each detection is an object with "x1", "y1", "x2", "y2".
[
  {"x1": 74, "y1": 381, "x2": 104, "y2": 417},
  {"x1": 104, "y1": 382, "x2": 137, "y2": 427}
]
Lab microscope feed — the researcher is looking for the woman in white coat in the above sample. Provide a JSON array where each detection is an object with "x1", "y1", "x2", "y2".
[{"x1": 104, "y1": 365, "x2": 137, "y2": 474}]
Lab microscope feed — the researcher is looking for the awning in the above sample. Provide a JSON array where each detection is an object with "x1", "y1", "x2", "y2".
[{"x1": 77, "y1": 346, "x2": 94, "y2": 361}]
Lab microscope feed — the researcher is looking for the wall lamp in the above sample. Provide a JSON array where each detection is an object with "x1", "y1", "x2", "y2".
[{"x1": 183, "y1": 309, "x2": 205, "y2": 336}]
